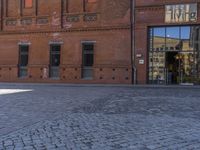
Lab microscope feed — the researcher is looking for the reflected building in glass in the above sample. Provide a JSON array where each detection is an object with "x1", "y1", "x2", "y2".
[
  {"x1": 149, "y1": 26, "x2": 199, "y2": 84},
  {"x1": 135, "y1": 1, "x2": 200, "y2": 84}
]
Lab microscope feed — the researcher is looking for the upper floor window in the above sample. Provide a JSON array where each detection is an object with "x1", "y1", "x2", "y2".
[{"x1": 24, "y1": 0, "x2": 33, "y2": 8}]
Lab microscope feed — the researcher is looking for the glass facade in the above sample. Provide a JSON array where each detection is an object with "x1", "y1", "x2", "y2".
[{"x1": 149, "y1": 26, "x2": 200, "y2": 84}]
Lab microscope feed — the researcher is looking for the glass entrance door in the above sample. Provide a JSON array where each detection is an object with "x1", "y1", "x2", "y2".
[
  {"x1": 165, "y1": 51, "x2": 179, "y2": 84},
  {"x1": 149, "y1": 26, "x2": 200, "y2": 85}
]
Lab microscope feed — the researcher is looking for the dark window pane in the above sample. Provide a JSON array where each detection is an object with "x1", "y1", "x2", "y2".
[
  {"x1": 20, "y1": 55, "x2": 28, "y2": 66},
  {"x1": 51, "y1": 54, "x2": 60, "y2": 66},
  {"x1": 82, "y1": 43, "x2": 94, "y2": 67},
  {"x1": 51, "y1": 45, "x2": 61, "y2": 52},
  {"x1": 50, "y1": 45, "x2": 60, "y2": 67},
  {"x1": 19, "y1": 45, "x2": 29, "y2": 67},
  {"x1": 82, "y1": 43, "x2": 94, "y2": 79},
  {"x1": 19, "y1": 45, "x2": 29, "y2": 77},
  {"x1": 84, "y1": 54, "x2": 93, "y2": 66},
  {"x1": 50, "y1": 45, "x2": 60, "y2": 78},
  {"x1": 83, "y1": 44, "x2": 94, "y2": 52},
  {"x1": 20, "y1": 46, "x2": 28, "y2": 53}
]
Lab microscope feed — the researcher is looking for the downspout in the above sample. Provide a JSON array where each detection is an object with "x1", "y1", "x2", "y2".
[
  {"x1": 130, "y1": 0, "x2": 137, "y2": 84},
  {"x1": 61, "y1": 0, "x2": 64, "y2": 29},
  {"x1": 0, "y1": 0, "x2": 3, "y2": 31}
]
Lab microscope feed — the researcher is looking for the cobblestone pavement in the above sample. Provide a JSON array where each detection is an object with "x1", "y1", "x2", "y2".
[{"x1": 0, "y1": 84, "x2": 200, "y2": 150}]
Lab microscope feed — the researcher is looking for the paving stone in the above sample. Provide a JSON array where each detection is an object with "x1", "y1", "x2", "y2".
[{"x1": 0, "y1": 84, "x2": 200, "y2": 149}]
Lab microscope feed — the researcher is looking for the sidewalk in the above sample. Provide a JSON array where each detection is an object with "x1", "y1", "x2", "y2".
[{"x1": 0, "y1": 82, "x2": 199, "y2": 89}]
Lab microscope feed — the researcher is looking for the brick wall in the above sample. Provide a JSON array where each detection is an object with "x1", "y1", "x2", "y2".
[
  {"x1": 0, "y1": 0, "x2": 132, "y2": 84},
  {"x1": 135, "y1": 0, "x2": 200, "y2": 84}
]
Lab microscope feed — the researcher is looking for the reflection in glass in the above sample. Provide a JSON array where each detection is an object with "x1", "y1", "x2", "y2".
[
  {"x1": 166, "y1": 27, "x2": 180, "y2": 39},
  {"x1": 181, "y1": 27, "x2": 190, "y2": 39},
  {"x1": 153, "y1": 28, "x2": 165, "y2": 51},
  {"x1": 166, "y1": 27, "x2": 180, "y2": 51},
  {"x1": 180, "y1": 27, "x2": 193, "y2": 52},
  {"x1": 150, "y1": 52, "x2": 165, "y2": 84},
  {"x1": 149, "y1": 26, "x2": 200, "y2": 84}
]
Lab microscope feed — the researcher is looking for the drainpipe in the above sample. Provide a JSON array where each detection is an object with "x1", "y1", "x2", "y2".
[
  {"x1": 61, "y1": 0, "x2": 64, "y2": 28},
  {"x1": 130, "y1": 0, "x2": 137, "y2": 84},
  {"x1": 0, "y1": 0, "x2": 3, "y2": 31}
]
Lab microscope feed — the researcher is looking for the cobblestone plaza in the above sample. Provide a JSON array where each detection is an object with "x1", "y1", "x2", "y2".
[{"x1": 0, "y1": 84, "x2": 200, "y2": 149}]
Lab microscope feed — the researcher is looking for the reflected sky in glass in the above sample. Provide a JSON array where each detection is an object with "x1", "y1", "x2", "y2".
[
  {"x1": 153, "y1": 26, "x2": 191, "y2": 39},
  {"x1": 181, "y1": 27, "x2": 190, "y2": 39},
  {"x1": 166, "y1": 27, "x2": 179, "y2": 39},
  {"x1": 154, "y1": 28, "x2": 165, "y2": 37}
]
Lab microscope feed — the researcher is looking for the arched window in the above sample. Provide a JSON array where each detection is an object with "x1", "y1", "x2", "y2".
[{"x1": 24, "y1": 0, "x2": 33, "y2": 8}]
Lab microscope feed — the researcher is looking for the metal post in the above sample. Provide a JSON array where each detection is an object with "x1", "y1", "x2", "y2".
[
  {"x1": 181, "y1": 69, "x2": 183, "y2": 83},
  {"x1": 131, "y1": 0, "x2": 137, "y2": 84},
  {"x1": 133, "y1": 67, "x2": 137, "y2": 84},
  {"x1": 179, "y1": 58, "x2": 181, "y2": 84}
]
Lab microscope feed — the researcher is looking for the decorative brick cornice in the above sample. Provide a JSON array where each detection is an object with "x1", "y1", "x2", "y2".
[
  {"x1": 136, "y1": 5, "x2": 164, "y2": 11},
  {"x1": 0, "y1": 25, "x2": 131, "y2": 35}
]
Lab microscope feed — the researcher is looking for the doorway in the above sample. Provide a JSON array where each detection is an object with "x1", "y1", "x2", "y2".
[
  {"x1": 148, "y1": 26, "x2": 199, "y2": 85},
  {"x1": 165, "y1": 52, "x2": 179, "y2": 84}
]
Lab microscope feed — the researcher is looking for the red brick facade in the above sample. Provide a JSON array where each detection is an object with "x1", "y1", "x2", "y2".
[
  {"x1": 135, "y1": 0, "x2": 200, "y2": 84},
  {"x1": 0, "y1": 0, "x2": 132, "y2": 84}
]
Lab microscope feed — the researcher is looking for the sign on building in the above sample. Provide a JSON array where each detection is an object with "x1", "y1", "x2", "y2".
[{"x1": 165, "y1": 4, "x2": 197, "y2": 23}]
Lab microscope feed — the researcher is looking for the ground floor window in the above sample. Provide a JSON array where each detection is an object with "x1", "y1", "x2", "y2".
[
  {"x1": 82, "y1": 42, "x2": 94, "y2": 79},
  {"x1": 149, "y1": 25, "x2": 200, "y2": 84},
  {"x1": 18, "y1": 45, "x2": 29, "y2": 77},
  {"x1": 49, "y1": 44, "x2": 61, "y2": 78}
]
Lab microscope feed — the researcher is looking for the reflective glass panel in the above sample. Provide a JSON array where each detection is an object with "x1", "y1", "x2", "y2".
[
  {"x1": 149, "y1": 26, "x2": 199, "y2": 84},
  {"x1": 166, "y1": 27, "x2": 180, "y2": 51},
  {"x1": 180, "y1": 27, "x2": 193, "y2": 51},
  {"x1": 153, "y1": 28, "x2": 165, "y2": 51}
]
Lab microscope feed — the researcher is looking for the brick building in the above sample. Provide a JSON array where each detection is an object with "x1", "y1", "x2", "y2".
[
  {"x1": 0, "y1": 0, "x2": 132, "y2": 84},
  {"x1": 135, "y1": 0, "x2": 200, "y2": 85}
]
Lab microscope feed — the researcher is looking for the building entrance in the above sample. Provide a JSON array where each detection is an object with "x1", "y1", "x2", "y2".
[
  {"x1": 165, "y1": 52, "x2": 179, "y2": 84},
  {"x1": 148, "y1": 26, "x2": 200, "y2": 85}
]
